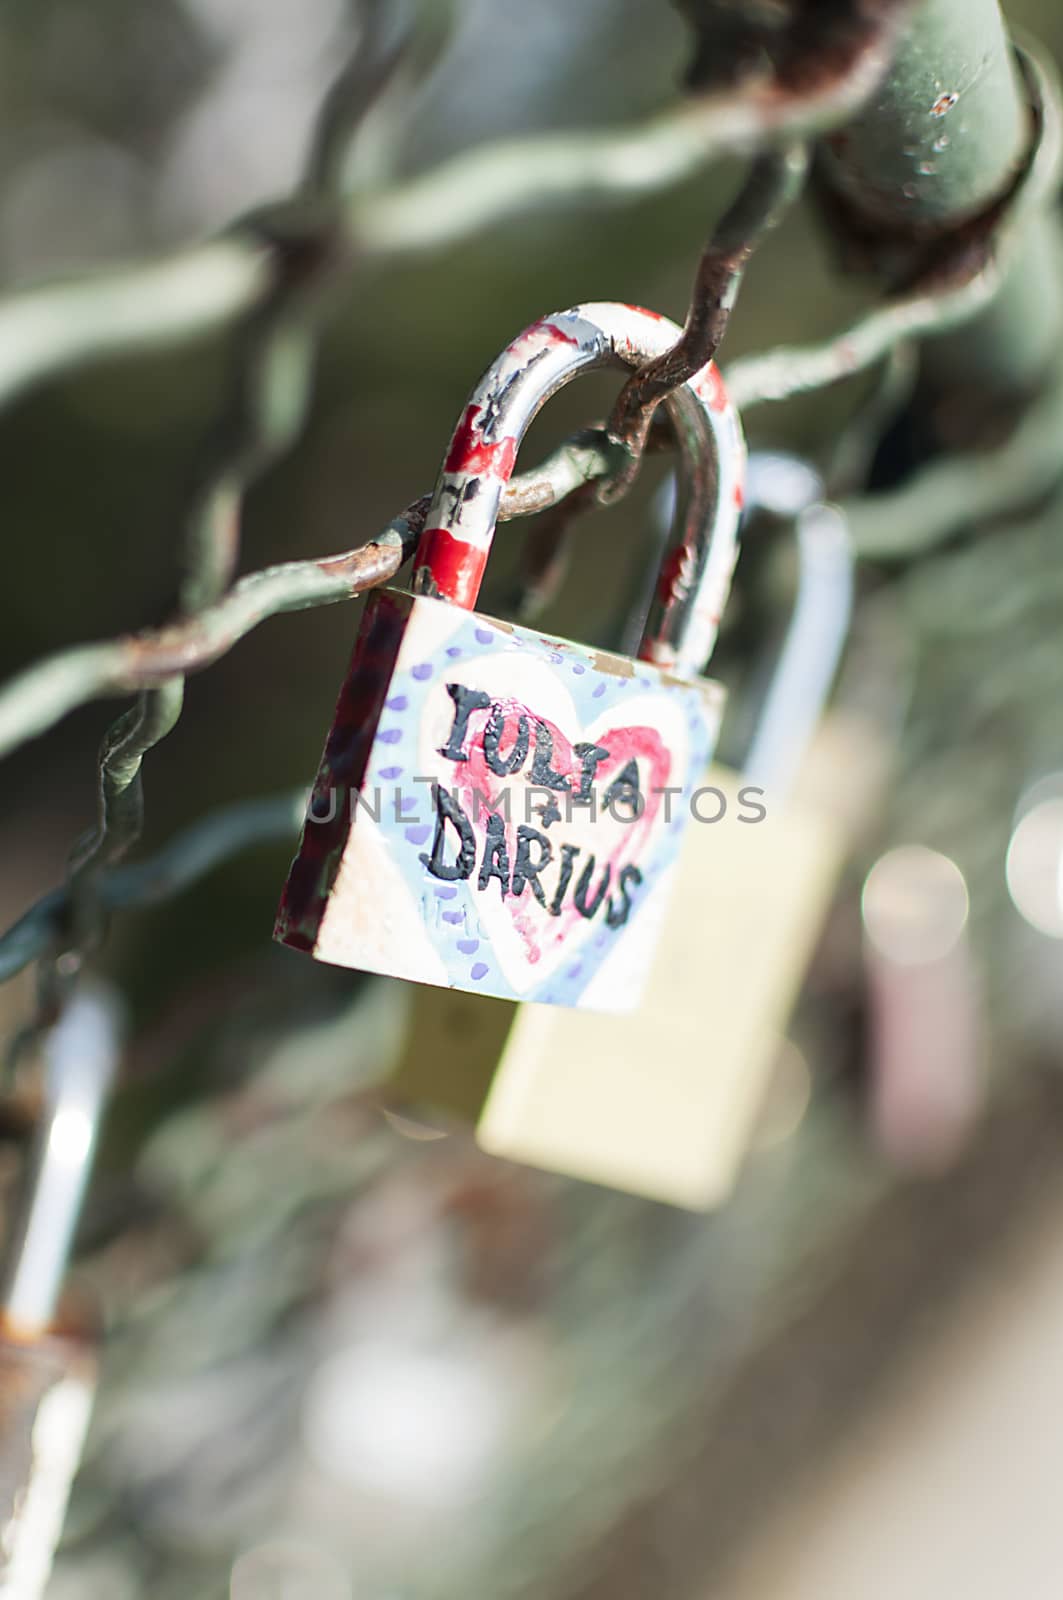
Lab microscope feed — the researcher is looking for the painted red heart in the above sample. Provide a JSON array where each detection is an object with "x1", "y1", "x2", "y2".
[{"x1": 449, "y1": 697, "x2": 672, "y2": 968}]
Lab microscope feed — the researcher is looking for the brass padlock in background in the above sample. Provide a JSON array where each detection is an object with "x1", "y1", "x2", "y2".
[
  {"x1": 386, "y1": 460, "x2": 886, "y2": 1209},
  {"x1": 0, "y1": 986, "x2": 118, "y2": 1600}
]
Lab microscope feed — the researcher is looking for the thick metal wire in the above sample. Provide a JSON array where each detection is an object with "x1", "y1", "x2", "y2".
[{"x1": 601, "y1": 142, "x2": 810, "y2": 497}]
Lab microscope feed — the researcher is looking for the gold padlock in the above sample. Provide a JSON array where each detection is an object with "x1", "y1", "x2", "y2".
[{"x1": 385, "y1": 481, "x2": 885, "y2": 1209}]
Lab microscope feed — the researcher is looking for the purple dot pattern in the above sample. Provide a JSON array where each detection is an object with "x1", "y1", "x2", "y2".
[
  {"x1": 344, "y1": 602, "x2": 719, "y2": 1008},
  {"x1": 283, "y1": 289, "x2": 747, "y2": 1009}
]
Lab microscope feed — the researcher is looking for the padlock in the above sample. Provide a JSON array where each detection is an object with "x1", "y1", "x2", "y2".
[
  {"x1": 276, "y1": 302, "x2": 745, "y2": 1010},
  {"x1": 387, "y1": 464, "x2": 886, "y2": 1209},
  {"x1": 0, "y1": 985, "x2": 118, "y2": 1600}
]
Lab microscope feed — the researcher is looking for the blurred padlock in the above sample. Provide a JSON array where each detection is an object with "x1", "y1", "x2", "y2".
[
  {"x1": 387, "y1": 462, "x2": 881, "y2": 1208},
  {"x1": 0, "y1": 985, "x2": 118, "y2": 1600},
  {"x1": 276, "y1": 302, "x2": 745, "y2": 1011}
]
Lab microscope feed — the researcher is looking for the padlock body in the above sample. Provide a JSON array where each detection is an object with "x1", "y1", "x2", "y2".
[
  {"x1": 387, "y1": 761, "x2": 846, "y2": 1208},
  {"x1": 276, "y1": 589, "x2": 724, "y2": 1009}
]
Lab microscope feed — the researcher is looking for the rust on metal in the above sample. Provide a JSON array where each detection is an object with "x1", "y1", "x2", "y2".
[{"x1": 602, "y1": 144, "x2": 808, "y2": 503}]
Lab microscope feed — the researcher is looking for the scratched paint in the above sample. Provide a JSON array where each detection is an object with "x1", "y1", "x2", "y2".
[{"x1": 276, "y1": 302, "x2": 745, "y2": 1009}]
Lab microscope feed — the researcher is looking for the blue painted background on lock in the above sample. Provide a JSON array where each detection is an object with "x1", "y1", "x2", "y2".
[{"x1": 356, "y1": 605, "x2": 719, "y2": 1008}]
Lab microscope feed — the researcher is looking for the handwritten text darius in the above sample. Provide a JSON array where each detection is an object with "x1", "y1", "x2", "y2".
[{"x1": 419, "y1": 683, "x2": 650, "y2": 930}]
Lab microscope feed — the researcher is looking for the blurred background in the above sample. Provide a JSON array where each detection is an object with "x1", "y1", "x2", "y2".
[{"x1": 3, "y1": 1, "x2": 1063, "y2": 1596}]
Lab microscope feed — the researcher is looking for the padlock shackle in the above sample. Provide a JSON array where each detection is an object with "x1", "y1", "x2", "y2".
[
  {"x1": 412, "y1": 302, "x2": 745, "y2": 677},
  {"x1": 742, "y1": 469, "x2": 854, "y2": 799}
]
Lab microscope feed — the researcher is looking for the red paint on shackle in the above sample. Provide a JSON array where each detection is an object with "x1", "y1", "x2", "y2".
[{"x1": 412, "y1": 302, "x2": 745, "y2": 678}]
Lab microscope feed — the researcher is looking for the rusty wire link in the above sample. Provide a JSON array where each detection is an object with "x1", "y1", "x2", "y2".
[
  {"x1": 824, "y1": 342, "x2": 918, "y2": 495},
  {"x1": 3, "y1": 10, "x2": 1062, "y2": 1592},
  {"x1": 302, "y1": 0, "x2": 408, "y2": 198},
  {"x1": 0, "y1": 419, "x2": 661, "y2": 756},
  {"x1": 506, "y1": 482, "x2": 603, "y2": 624},
  {"x1": 0, "y1": 0, "x2": 912, "y2": 421},
  {"x1": 357, "y1": 0, "x2": 911, "y2": 253},
  {"x1": 731, "y1": 41, "x2": 1061, "y2": 402},
  {"x1": 496, "y1": 38, "x2": 1061, "y2": 518},
  {"x1": 181, "y1": 1, "x2": 411, "y2": 615},
  {"x1": 0, "y1": 31, "x2": 1056, "y2": 771},
  {"x1": 24, "y1": 4, "x2": 418, "y2": 1032},
  {"x1": 496, "y1": 430, "x2": 634, "y2": 521},
  {"x1": 844, "y1": 353, "x2": 1063, "y2": 560},
  {"x1": 601, "y1": 143, "x2": 809, "y2": 503},
  {"x1": 0, "y1": 792, "x2": 310, "y2": 987}
]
